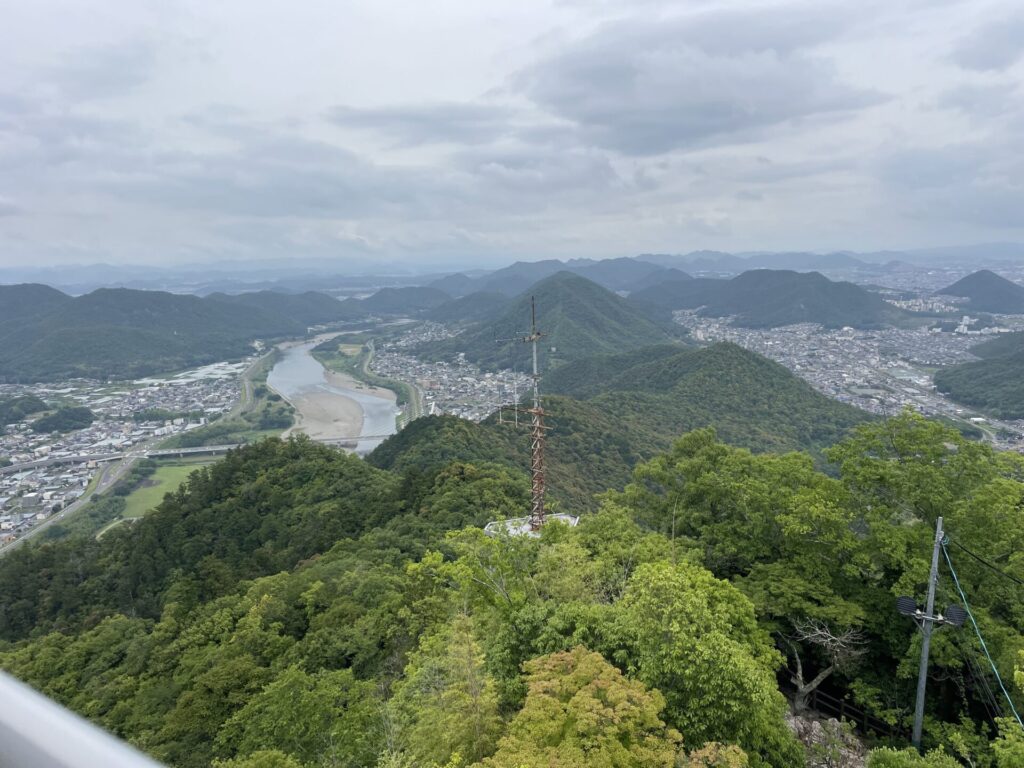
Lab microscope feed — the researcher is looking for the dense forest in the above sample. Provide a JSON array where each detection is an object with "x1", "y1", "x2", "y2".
[
  {"x1": 1, "y1": 414, "x2": 1023, "y2": 767},
  {"x1": 370, "y1": 342, "x2": 869, "y2": 511},
  {"x1": 934, "y1": 333, "x2": 1024, "y2": 418}
]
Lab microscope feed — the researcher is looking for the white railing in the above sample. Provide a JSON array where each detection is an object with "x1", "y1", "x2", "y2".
[{"x1": 0, "y1": 671, "x2": 164, "y2": 767}]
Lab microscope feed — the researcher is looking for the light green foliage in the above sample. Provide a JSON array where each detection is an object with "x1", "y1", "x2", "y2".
[
  {"x1": 480, "y1": 646, "x2": 681, "y2": 768},
  {"x1": 609, "y1": 561, "x2": 803, "y2": 766},
  {"x1": 214, "y1": 666, "x2": 380, "y2": 767},
  {"x1": 866, "y1": 747, "x2": 961, "y2": 767},
  {"x1": 213, "y1": 750, "x2": 305, "y2": 768},
  {"x1": 684, "y1": 743, "x2": 750, "y2": 767},
  {"x1": 391, "y1": 615, "x2": 502, "y2": 766},
  {"x1": 4, "y1": 413, "x2": 1024, "y2": 766}
]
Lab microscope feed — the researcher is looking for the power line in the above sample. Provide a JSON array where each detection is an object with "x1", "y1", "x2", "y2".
[
  {"x1": 947, "y1": 538, "x2": 1024, "y2": 589},
  {"x1": 941, "y1": 543, "x2": 1024, "y2": 730}
]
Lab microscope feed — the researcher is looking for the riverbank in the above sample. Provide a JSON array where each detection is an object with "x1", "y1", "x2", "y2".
[{"x1": 269, "y1": 341, "x2": 397, "y2": 449}]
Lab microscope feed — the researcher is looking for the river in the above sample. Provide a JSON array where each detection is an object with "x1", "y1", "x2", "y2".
[{"x1": 266, "y1": 341, "x2": 398, "y2": 454}]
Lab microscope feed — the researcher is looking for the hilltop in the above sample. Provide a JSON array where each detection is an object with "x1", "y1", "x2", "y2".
[
  {"x1": 0, "y1": 286, "x2": 307, "y2": 381},
  {"x1": 425, "y1": 291, "x2": 511, "y2": 325},
  {"x1": 208, "y1": 290, "x2": 356, "y2": 326},
  {"x1": 937, "y1": 269, "x2": 1024, "y2": 313},
  {"x1": 630, "y1": 269, "x2": 909, "y2": 328},
  {"x1": 0, "y1": 283, "x2": 71, "y2": 323},
  {"x1": 544, "y1": 342, "x2": 870, "y2": 454},
  {"x1": 351, "y1": 285, "x2": 451, "y2": 315},
  {"x1": 376, "y1": 342, "x2": 870, "y2": 507},
  {"x1": 418, "y1": 272, "x2": 677, "y2": 371},
  {"x1": 430, "y1": 258, "x2": 685, "y2": 296}
]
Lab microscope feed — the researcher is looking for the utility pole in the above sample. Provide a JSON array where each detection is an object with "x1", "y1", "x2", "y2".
[{"x1": 913, "y1": 516, "x2": 944, "y2": 750}]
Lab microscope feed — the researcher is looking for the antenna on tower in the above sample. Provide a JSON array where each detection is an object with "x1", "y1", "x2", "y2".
[
  {"x1": 486, "y1": 297, "x2": 577, "y2": 537},
  {"x1": 524, "y1": 296, "x2": 547, "y2": 530}
]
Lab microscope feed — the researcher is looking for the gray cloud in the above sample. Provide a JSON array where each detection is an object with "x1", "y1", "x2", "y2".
[
  {"x1": 516, "y1": 11, "x2": 884, "y2": 155},
  {"x1": 328, "y1": 103, "x2": 515, "y2": 146},
  {"x1": 937, "y1": 81, "x2": 1022, "y2": 118},
  {"x1": 48, "y1": 40, "x2": 156, "y2": 99},
  {"x1": 1, "y1": 0, "x2": 1023, "y2": 266},
  {"x1": 950, "y1": 13, "x2": 1024, "y2": 71}
]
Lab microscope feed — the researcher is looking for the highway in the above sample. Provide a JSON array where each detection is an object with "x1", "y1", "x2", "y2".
[{"x1": 0, "y1": 444, "x2": 150, "y2": 555}]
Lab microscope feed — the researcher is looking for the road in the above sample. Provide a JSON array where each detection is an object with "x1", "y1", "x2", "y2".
[
  {"x1": 0, "y1": 445, "x2": 148, "y2": 555},
  {"x1": 0, "y1": 344, "x2": 407, "y2": 556}
]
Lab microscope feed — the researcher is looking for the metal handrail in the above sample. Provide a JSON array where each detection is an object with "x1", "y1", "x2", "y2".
[{"x1": 0, "y1": 671, "x2": 164, "y2": 767}]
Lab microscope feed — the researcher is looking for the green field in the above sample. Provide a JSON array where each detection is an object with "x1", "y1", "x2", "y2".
[{"x1": 122, "y1": 460, "x2": 211, "y2": 519}]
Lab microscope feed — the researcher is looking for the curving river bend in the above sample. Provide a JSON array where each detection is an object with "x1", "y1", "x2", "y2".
[{"x1": 266, "y1": 340, "x2": 398, "y2": 455}]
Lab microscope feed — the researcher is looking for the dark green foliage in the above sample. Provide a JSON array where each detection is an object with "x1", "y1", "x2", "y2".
[
  {"x1": 935, "y1": 329, "x2": 1024, "y2": 417},
  {"x1": 420, "y1": 272, "x2": 678, "y2": 371},
  {"x1": 206, "y1": 290, "x2": 359, "y2": 326},
  {"x1": 0, "y1": 283, "x2": 70, "y2": 326},
  {"x1": 624, "y1": 266, "x2": 692, "y2": 292},
  {"x1": 970, "y1": 331, "x2": 1024, "y2": 360},
  {"x1": 630, "y1": 270, "x2": 911, "y2": 328},
  {"x1": 934, "y1": 350, "x2": 1024, "y2": 418},
  {"x1": 427, "y1": 272, "x2": 478, "y2": 297},
  {"x1": 4, "y1": 415, "x2": 1024, "y2": 766},
  {"x1": 545, "y1": 342, "x2": 871, "y2": 455},
  {"x1": 0, "y1": 394, "x2": 48, "y2": 426},
  {"x1": 0, "y1": 287, "x2": 305, "y2": 381},
  {"x1": 425, "y1": 291, "x2": 511, "y2": 325},
  {"x1": 357, "y1": 286, "x2": 451, "y2": 315},
  {"x1": 31, "y1": 405, "x2": 95, "y2": 433},
  {"x1": 0, "y1": 437, "x2": 402, "y2": 640},
  {"x1": 938, "y1": 270, "x2": 1024, "y2": 313}
]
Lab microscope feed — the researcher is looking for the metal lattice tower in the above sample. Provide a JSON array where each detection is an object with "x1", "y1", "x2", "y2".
[{"x1": 524, "y1": 297, "x2": 546, "y2": 530}]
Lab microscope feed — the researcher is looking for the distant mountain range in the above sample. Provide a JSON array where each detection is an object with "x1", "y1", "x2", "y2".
[
  {"x1": 428, "y1": 257, "x2": 678, "y2": 297},
  {"x1": 425, "y1": 291, "x2": 512, "y2": 325},
  {"x1": 629, "y1": 269, "x2": 910, "y2": 329},
  {"x1": 937, "y1": 270, "x2": 1024, "y2": 314},
  {"x1": 351, "y1": 286, "x2": 451, "y2": 315},
  {"x1": 207, "y1": 290, "x2": 362, "y2": 326},
  {"x1": 418, "y1": 272, "x2": 679, "y2": 371}
]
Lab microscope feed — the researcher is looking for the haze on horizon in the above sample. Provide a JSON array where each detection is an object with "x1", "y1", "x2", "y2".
[{"x1": 1, "y1": 0, "x2": 1023, "y2": 270}]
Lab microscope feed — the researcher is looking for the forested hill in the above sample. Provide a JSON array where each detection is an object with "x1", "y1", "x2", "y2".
[
  {"x1": 934, "y1": 330, "x2": 1024, "y2": 418},
  {"x1": 937, "y1": 269, "x2": 1024, "y2": 313},
  {"x1": 543, "y1": 342, "x2": 871, "y2": 453},
  {"x1": 2, "y1": 416, "x2": 1023, "y2": 766},
  {"x1": 0, "y1": 282, "x2": 70, "y2": 322},
  {"x1": 207, "y1": 290, "x2": 357, "y2": 326},
  {"x1": 630, "y1": 269, "x2": 910, "y2": 328},
  {"x1": 0, "y1": 286, "x2": 310, "y2": 381},
  {"x1": 371, "y1": 342, "x2": 870, "y2": 508},
  {"x1": 425, "y1": 291, "x2": 511, "y2": 325},
  {"x1": 419, "y1": 271, "x2": 678, "y2": 371}
]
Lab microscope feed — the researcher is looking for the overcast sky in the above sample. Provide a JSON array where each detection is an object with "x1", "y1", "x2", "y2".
[{"x1": 1, "y1": 0, "x2": 1022, "y2": 268}]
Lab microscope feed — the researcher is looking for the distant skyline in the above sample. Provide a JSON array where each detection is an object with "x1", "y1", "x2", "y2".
[{"x1": 1, "y1": 0, "x2": 1023, "y2": 267}]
